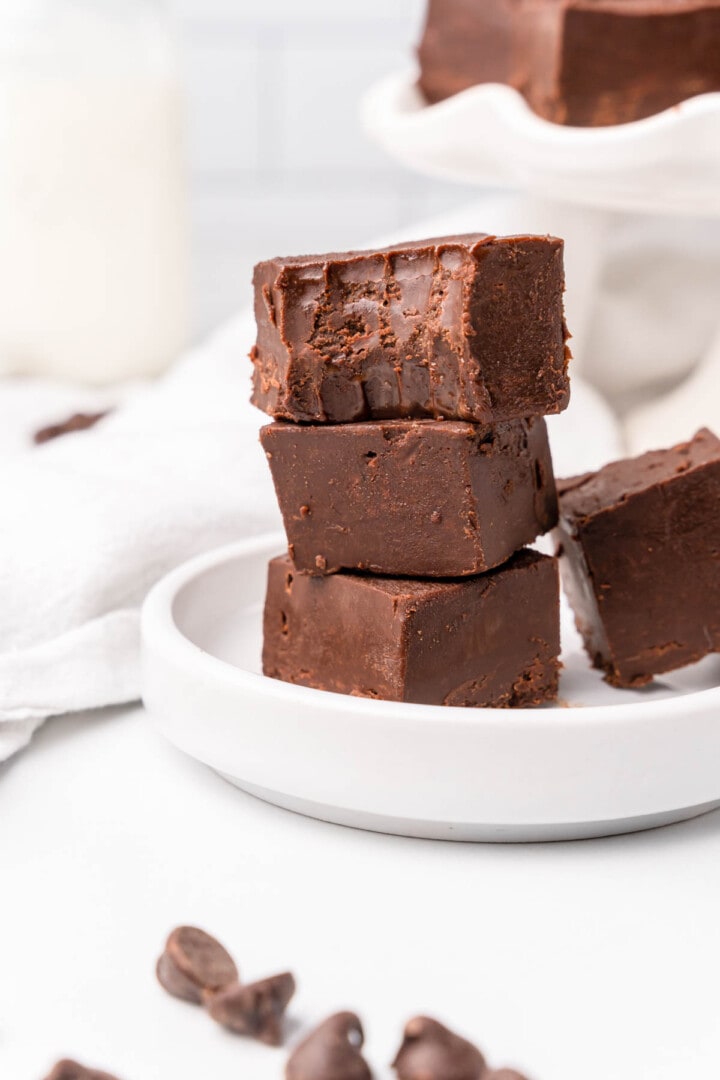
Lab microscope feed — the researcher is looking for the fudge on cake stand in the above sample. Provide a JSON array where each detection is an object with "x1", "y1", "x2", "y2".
[{"x1": 362, "y1": 1, "x2": 720, "y2": 217}]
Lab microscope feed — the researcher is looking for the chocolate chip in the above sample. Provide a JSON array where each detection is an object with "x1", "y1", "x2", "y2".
[
  {"x1": 392, "y1": 1016, "x2": 486, "y2": 1080},
  {"x1": 204, "y1": 971, "x2": 296, "y2": 1046},
  {"x1": 34, "y1": 411, "x2": 109, "y2": 445},
  {"x1": 484, "y1": 1071, "x2": 531, "y2": 1080},
  {"x1": 156, "y1": 925, "x2": 238, "y2": 1004},
  {"x1": 286, "y1": 1011, "x2": 372, "y2": 1080},
  {"x1": 43, "y1": 1061, "x2": 121, "y2": 1080}
]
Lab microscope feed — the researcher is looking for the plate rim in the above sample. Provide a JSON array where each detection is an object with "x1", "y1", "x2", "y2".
[{"x1": 141, "y1": 534, "x2": 720, "y2": 729}]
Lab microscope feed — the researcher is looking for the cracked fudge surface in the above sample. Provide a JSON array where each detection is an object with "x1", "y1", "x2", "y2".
[
  {"x1": 250, "y1": 234, "x2": 569, "y2": 424},
  {"x1": 418, "y1": 0, "x2": 720, "y2": 127},
  {"x1": 262, "y1": 550, "x2": 561, "y2": 708},
  {"x1": 555, "y1": 428, "x2": 720, "y2": 688}
]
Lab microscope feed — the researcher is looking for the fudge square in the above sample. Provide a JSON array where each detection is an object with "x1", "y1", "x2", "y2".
[
  {"x1": 260, "y1": 417, "x2": 558, "y2": 578},
  {"x1": 555, "y1": 428, "x2": 720, "y2": 689},
  {"x1": 418, "y1": 0, "x2": 720, "y2": 127},
  {"x1": 262, "y1": 551, "x2": 561, "y2": 708},
  {"x1": 250, "y1": 233, "x2": 569, "y2": 424}
]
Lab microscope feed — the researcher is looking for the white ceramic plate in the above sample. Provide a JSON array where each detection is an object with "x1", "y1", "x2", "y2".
[
  {"x1": 141, "y1": 534, "x2": 720, "y2": 843},
  {"x1": 361, "y1": 72, "x2": 720, "y2": 217}
]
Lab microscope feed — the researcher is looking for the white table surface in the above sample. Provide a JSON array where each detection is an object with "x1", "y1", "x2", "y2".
[{"x1": 2, "y1": 703, "x2": 719, "y2": 1080}]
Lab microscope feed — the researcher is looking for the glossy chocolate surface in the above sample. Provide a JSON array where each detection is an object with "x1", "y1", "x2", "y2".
[
  {"x1": 555, "y1": 428, "x2": 720, "y2": 687},
  {"x1": 261, "y1": 417, "x2": 557, "y2": 577},
  {"x1": 263, "y1": 550, "x2": 560, "y2": 707}
]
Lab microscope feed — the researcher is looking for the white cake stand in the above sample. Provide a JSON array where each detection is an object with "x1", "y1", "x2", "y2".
[
  {"x1": 362, "y1": 72, "x2": 720, "y2": 216},
  {"x1": 363, "y1": 73, "x2": 720, "y2": 449}
]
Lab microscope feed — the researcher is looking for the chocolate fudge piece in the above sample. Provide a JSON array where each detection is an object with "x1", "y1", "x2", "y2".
[
  {"x1": 392, "y1": 1016, "x2": 486, "y2": 1080},
  {"x1": 418, "y1": 0, "x2": 720, "y2": 126},
  {"x1": 261, "y1": 417, "x2": 557, "y2": 578},
  {"x1": 555, "y1": 428, "x2": 720, "y2": 688},
  {"x1": 263, "y1": 551, "x2": 560, "y2": 707},
  {"x1": 251, "y1": 234, "x2": 569, "y2": 424}
]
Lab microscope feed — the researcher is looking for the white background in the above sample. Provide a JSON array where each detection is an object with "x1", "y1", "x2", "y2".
[
  {"x1": 2, "y1": 705, "x2": 720, "y2": 1080},
  {"x1": 168, "y1": 0, "x2": 475, "y2": 336}
]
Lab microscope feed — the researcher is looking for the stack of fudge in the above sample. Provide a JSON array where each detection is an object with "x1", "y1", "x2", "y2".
[{"x1": 250, "y1": 233, "x2": 570, "y2": 709}]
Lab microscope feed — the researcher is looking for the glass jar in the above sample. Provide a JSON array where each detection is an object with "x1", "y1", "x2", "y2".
[{"x1": 0, "y1": 0, "x2": 188, "y2": 382}]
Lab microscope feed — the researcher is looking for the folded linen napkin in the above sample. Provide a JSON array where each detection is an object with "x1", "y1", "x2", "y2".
[
  {"x1": 0, "y1": 313, "x2": 280, "y2": 760},
  {"x1": 0, "y1": 299, "x2": 623, "y2": 762}
]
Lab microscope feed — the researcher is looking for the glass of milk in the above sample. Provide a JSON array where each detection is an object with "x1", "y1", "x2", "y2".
[{"x1": 0, "y1": 0, "x2": 188, "y2": 383}]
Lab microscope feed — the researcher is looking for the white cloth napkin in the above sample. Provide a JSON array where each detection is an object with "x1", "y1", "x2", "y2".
[
  {"x1": 0, "y1": 300, "x2": 623, "y2": 762},
  {"x1": 0, "y1": 312, "x2": 281, "y2": 760}
]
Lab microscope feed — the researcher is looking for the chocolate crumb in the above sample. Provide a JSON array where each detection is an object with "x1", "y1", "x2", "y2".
[{"x1": 34, "y1": 411, "x2": 109, "y2": 445}]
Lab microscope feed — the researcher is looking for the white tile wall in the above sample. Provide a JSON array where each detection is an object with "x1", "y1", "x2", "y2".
[
  {"x1": 169, "y1": 0, "x2": 476, "y2": 336},
  {"x1": 184, "y1": 37, "x2": 261, "y2": 177},
  {"x1": 280, "y1": 42, "x2": 405, "y2": 173},
  {"x1": 191, "y1": 185, "x2": 411, "y2": 333},
  {"x1": 172, "y1": 0, "x2": 427, "y2": 27}
]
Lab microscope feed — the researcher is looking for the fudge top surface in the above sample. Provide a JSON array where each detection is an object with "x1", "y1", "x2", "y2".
[
  {"x1": 254, "y1": 233, "x2": 563, "y2": 276},
  {"x1": 564, "y1": 1, "x2": 720, "y2": 12},
  {"x1": 261, "y1": 417, "x2": 535, "y2": 443},
  {"x1": 274, "y1": 549, "x2": 549, "y2": 599},
  {"x1": 557, "y1": 427, "x2": 720, "y2": 523},
  {"x1": 472, "y1": 1, "x2": 720, "y2": 12}
]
